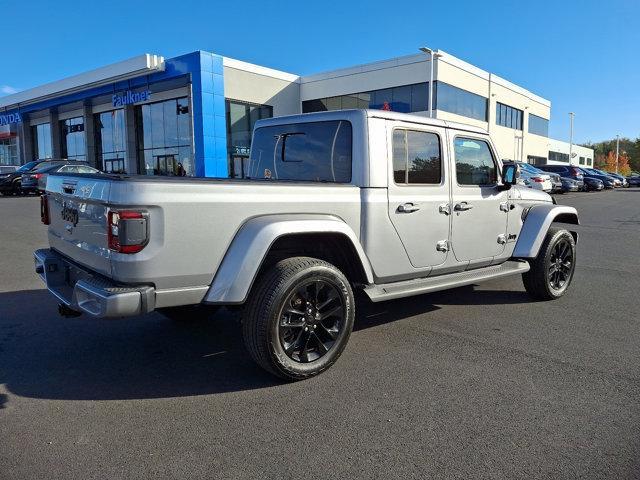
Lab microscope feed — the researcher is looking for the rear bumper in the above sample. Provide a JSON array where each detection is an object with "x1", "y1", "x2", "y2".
[{"x1": 34, "y1": 248, "x2": 155, "y2": 318}]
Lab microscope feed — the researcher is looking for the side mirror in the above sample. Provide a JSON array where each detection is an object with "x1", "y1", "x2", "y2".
[{"x1": 499, "y1": 164, "x2": 518, "y2": 191}]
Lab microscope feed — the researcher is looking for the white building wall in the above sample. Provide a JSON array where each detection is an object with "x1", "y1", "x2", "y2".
[
  {"x1": 222, "y1": 58, "x2": 300, "y2": 116},
  {"x1": 297, "y1": 50, "x2": 552, "y2": 164},
  {"x1": 548, "y1": 138, "x2": 594, "y2": 167}
]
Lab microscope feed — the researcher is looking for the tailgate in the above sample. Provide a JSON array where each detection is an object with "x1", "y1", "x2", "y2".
[{"x1": 46, "y1": 174, "x2": 112, "y2": 276}]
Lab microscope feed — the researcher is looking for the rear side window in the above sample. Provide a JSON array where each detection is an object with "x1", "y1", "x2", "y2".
[
  {"x1": 247, "y1": 120, "x2": 352, "y2": 182},
  {"x1": 454, "y1": 137, "x2": 497, "y2": 186},
  {"x1": 392, "y1": 129, "x2": 441, "y2": 184}
]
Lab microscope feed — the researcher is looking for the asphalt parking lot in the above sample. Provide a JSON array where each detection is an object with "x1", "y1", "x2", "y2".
[{"x1": 1, "y1": 189, "x2": 639, "y2": 479}]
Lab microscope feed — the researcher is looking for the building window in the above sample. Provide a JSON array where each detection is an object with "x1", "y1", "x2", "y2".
[
  {"x1": 32, "y1": 123, "x2": 52, "y2": 159},
  {"x1": 95, "y1": 110, "x2": 126, "y2": 173},
  {"x1": 434, "y1": 81, "x2": 488, "y2": 122},
  {"x1": 579, "y1": 156, "x2": 585, "y2": 165},
  {"x1": 0, "y1": 133, "x2": 20, "y2": 165},
  {"x1": 225, "y1": 100, "x2": 273, "y2": 178},
  {"x1": 454, "y1": 137, "x2": 497, "y2": 185},
  {"x1": 496, "y1": 102, "x2": 523, "y2": 130},
  {"x1": 301, "y1": 83, "x2": 429, "y2": 115},
  {"x1": 392, "y1": 129, "x2": 441, "y2": 184},
  {"x1": 61, "y1": 117, "x2": 86, "y2": 161},
  {"x1": 247, "y1": 120, "x2": 352, "y2": 182},
  {"x1": 527, "y1": 155, "x2": 547, "y2": 166},
  {"x1": 548, "y1": 151, "x2": 570, "y2": 163},
  {"x1": 528, "y1": 113, "x2": 549, "y2": 137},
  {"x1": 586, "y1": 158, "x2": 592, "y2": 166},
  {"x1": 136, "y1": 97, "x2": 193, "y2": 176}
]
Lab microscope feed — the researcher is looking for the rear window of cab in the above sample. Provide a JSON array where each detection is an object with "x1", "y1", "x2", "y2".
[{"x1": 247, "y1": 120, "x2": 352, "y2": 183}]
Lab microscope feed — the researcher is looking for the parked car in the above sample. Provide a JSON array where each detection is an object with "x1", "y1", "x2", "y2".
[
  {"x1": 536, "y1": 164, "x2": 585, "y2": 191},
  {"x1": 588, "y1": 168, "x2": 622, "y2": 187},
  {"x1": 560, "y1": 177, "x2": 580, "y2": 192},
  {"x1": 21, "y1": 161, "x2": 100, "y2": 194},
  {"x1": 582, "y1": 176, "x2": 605, "y2": 191},
  {"x1": 0, "y1": 160, "x2": 47, "y2": 195},
  {"x1": 508, "y1": 161, "x2": 553, "y2": 192},
  {"x1": 578, "y1": 168, "x2": 615, "y2": 189},
  {"x1": 627, "y1": 175, "x2": 640, "y2": 187},
  {"x1": 605, "y1": 172, "x2": 629, "y2": 188},
  {"x1": 34, "y1": 110, "x2": 580, "y2": 380},
  {"x1": 517, "y1": 162, "x2": 563, "y2": 193}
]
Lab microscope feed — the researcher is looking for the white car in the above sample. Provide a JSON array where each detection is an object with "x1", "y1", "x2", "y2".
[{"x1": 517, "y1": 164, "x2": 553, "y2": 192}]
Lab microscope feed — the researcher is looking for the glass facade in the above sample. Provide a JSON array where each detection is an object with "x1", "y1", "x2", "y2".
[
  {"x1": 549, "y1": 151, "x2": 570, "y2": 163},
  {"x1": 32, "y1": 123, "x2": 52, "y2": 159},
  {"x1": 495, "y1": 102, "x2": 523, "y2": 130},
  {"x1": 95, "y1": 110, "x2": 126, "y2": 173},
  {"x1": 435, "y1": 82, "x2": 488, "y2": 121},
  {"x1": 528, "y1": 113, "x2": 549, "y2": 137},
  {"x1": 302, "y1": 83, "x2": 429, "y2": 114},
  {"x1": 61, "y1": 117, "x2": 86, "y2": 161},
  {"x1": 527, "y1": 155, "x2": 547, "y2": 166},
  {"x1": 0, "y1": 127, "x2": 18, "y2": 166},
  {"x1": 136, "y1": 97, "x2": 193, "y2": 176},
  {"x1": 226, "y1": 100, "x2": 273, "y2": 178}
]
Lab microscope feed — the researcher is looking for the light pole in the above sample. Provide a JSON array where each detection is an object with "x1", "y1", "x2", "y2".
[
  {"x1": 568, "y1": 112, "x2": 575, "y2": 165},
  {"x1": 419, "y1": 47, "x2": 441, "y2": 118},
  {"x1": 615, "y1": 134, "x2": 620, "y2": 173}
]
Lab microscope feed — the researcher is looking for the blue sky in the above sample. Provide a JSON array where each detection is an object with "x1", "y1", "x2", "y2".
[{"x1": 0, "y1": 0, "x2": 638, "y2": 143}]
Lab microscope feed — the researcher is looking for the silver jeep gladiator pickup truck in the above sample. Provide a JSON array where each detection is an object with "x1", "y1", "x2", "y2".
[{"x1": 35, "y1": 109, "x2": 578, "y2": 379}]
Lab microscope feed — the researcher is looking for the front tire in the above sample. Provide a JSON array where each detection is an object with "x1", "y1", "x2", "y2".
[
  {"x1": 522, "y1": 227, "x2": 576, "y2": 300},
  {"x1": 242, "y1": 257, "x2": 355, "y2": 380}
]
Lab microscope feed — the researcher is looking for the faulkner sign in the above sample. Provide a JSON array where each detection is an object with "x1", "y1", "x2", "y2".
[
  {"x1": 112, "y1": 90, "x2": 151, "y2": 107},
  {"x1": 0, "y1": 112, "x2": 22, "y2": 126}
]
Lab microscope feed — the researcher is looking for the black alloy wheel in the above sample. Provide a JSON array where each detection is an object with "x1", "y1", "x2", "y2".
[
  {"x1": 278, "y1": 279, "x2": 345, "y2": 363},
  {"x1": 523, "y1": 227, "x2": 576, "y2": 300},
  {"x1": 242, "y1": 256, "x2": 355, "y2": 380},
  {"x1": 548, "y1": 238, "x2": 573, "y2": 291}
]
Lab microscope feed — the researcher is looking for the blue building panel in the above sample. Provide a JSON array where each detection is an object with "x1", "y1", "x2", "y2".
[{"x1": 1, "y1": 50, "x2": 229, "y2": 178}]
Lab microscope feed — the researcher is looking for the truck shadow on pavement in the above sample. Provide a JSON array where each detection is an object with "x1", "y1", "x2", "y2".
[{"x1": 0, "y1": 285, "x2": 532, "y2": 401}]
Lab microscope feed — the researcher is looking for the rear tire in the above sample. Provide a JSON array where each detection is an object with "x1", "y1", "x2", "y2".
[
  {"x1": 242, "y1": 256, "x2": 355, "y2": 380},
  {"x1": 522, "y1": 227, "x2": 576, "y2": 300}
]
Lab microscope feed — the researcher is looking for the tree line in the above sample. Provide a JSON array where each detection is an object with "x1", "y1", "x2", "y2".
[{"x1": 580, "y1": 137, "x2": 640, "y2": 176}]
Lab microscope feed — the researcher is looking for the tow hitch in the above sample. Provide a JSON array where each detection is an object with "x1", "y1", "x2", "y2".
[{"x1": 58, "y1": 303, "x2": 82, "y2": 318}]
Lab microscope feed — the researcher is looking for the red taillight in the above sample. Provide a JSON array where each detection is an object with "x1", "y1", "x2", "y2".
[
  {"x1": 107, "y1": 210, "x2": 148, "y2": 254},
  {"x1": 40, "y1": 194, "x2": 50, "y2": 225},
  {"x1": 531, "y1": 177, "x2": 544, "y2": 182},
  {"x1": 33, "y1": 173, "x2": 44, "y2": 180}
]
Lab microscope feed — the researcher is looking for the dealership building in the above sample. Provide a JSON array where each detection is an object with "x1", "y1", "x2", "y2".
[{"x1": 0, "y1": 49, "x2": 592, "y2": 176}]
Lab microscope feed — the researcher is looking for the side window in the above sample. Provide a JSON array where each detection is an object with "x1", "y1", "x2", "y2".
[
  {"x1": 454, "y1": 137, "x2": 497, "y2": 186},
  {"x1": 392, "y1": 129, "x2": 441, "y2": 185},
  {"x1": 57, "y1": 165, "x2": 78, "y2": 173}
]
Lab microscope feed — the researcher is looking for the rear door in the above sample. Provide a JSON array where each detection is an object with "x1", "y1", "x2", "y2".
[
  {"x1": 449, "y1": 134, "x2": 509, "y2": 262},
  {"x1": 387, "y1": 124, "x2": 451, "y2": 268},
  {"x1": 46, "y1": 174, "x2": 113, "y2": 276}
]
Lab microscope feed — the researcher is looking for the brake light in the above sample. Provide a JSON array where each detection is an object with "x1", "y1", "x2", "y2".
[
  {"x1": 40, "y1": 194, "x2": 50, "y2": 225},
  {"x1": 34, "y1": 173, "x2": 44, "y2": 180},
  {"x1": 107, "y1": 210, "x2": 148, "y2": 254},
  {"x1": 531, "y1": 177, "x2": 544, "y2": 182}
]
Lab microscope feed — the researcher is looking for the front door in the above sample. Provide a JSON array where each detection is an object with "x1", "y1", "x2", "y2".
[
  {"x1": 449, "y1": 135, "x2": 509, "y2": 262},
  {"x1": 387, "y1": 125, "x2": 451, "y2": 268}
]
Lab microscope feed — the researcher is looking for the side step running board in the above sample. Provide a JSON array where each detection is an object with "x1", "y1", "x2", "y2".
[{"x1": 364, "y1": 260, "x2": 530, "y2": 303}]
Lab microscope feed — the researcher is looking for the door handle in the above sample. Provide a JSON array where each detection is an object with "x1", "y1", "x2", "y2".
[
  {"x1": 397, "y1": 203, "x2": 420, "y2": 213},
  {"x1": 454, "y1": 202, "x2": 474, "y2": 212}
]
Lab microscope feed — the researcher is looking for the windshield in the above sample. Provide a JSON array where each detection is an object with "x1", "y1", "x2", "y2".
[{"x1": 17, "y1": 161, "x2": 40, "y2": 173}]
